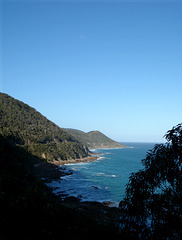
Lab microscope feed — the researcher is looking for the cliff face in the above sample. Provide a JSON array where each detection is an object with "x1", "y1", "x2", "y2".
[
  {"x1": 64, "y1": 129, "x2": 127, "y2": 149},
  {"x1": 0, "y1": 93, "x2": 89, "y2": 162}
]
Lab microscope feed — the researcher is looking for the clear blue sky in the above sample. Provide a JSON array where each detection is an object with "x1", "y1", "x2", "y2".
[{"x1": 1, "y1": 0, "x2": 182, "y2": 142}]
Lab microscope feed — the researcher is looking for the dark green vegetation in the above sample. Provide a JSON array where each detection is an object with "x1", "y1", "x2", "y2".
[
  {"x1": 120, "y1": 123, "x2": 182, "y2": 240},
  {"x1": 64, "y1": 128, "x2": 127, "y2": 149},
  {"x1": 0, "y1": 93, "x2": 122, "y2": 239},
  {"x1": 1, "y1": 91, "x2": 181, "y2": 239},
  {"x1": 0, "y1": 93, "x2": 89, "y2": 162},
  {"x1": 0, "y1": 134, "x2": 122, "y2": 240}
]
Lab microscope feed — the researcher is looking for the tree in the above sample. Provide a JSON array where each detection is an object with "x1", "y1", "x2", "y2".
[{"x1": 120, "y1": 123, "x2": 182, "y2": 240}]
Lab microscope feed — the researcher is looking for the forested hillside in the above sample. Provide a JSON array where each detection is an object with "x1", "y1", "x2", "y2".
[
  {"x1": 64, "y1": 129, "x2": 127, "y2": 149},
  {"x1": 0, "y1": 133, "x2": 122, "y2": 240},
  {"x1": 0, "y1": 93, "x2": 89, "y2": 161}
]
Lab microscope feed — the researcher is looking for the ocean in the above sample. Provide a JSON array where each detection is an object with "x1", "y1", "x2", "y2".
[{"x1": 47, "y1": 142, "x2": 157, "y2": 205}]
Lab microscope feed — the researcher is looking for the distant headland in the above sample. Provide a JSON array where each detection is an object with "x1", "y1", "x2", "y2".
[{"x1": 64, "y1": 128, "x2": 127, "y2": 149}]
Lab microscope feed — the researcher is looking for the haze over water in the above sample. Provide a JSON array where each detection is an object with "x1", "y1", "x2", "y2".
[{"x1": 48, "y1": 142, "x2": 157, "y2": 205}]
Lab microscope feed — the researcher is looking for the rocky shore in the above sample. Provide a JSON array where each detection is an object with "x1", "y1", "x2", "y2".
[
  {"x1": 34, "y1": 152, "x2": 118, "y2": 206},
  {"x1": 34, "y1": 152, "x2": 122, "y2": 227},
  {"x1": 34, "y1": 153, "x2": 100, "y2": 183},
  {"x1": 51, "y1": 155, "x2": 99, "y2": 166}
]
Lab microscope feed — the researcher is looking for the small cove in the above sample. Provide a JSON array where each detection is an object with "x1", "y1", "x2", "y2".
[{"x1": 47, "y1": 142, "x2": 157, "y2": 205}]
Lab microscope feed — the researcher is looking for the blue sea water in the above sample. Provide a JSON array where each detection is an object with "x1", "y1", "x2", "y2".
[{"x1": 47, "y1": 142, "x2": 157, "y2": 205}]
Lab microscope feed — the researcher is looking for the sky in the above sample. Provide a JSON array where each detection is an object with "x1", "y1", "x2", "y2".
[{"x1": 1, "y1": 0, "x2": 182, "y2": 142}]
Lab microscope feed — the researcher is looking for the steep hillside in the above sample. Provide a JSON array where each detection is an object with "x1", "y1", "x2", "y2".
[
  {"x1": 0, "y1": 93, "x2": 89, "y2": 161},
  {"x1": 64, "y1": 129, "x2": 127, "y2": 149},
  {"x1": 0, "y1": 133, "x2": 121, "y2": 240}
]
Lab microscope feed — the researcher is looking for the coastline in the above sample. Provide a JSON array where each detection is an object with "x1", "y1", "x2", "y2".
[
  {"x1": 90, "y1": 146, "x2": 131, "y2": 150},
  {"x1": 51, "y1": 154, "x2": 100, "y2": 166},
  {"x1": 35, "y1": 151, "x2": 122, "y2": 208},
  {"x1": 34, "y1": 153, "x2": 100, "y2": 183}
]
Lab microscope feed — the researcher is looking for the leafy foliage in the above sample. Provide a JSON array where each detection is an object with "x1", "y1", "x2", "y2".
[
  {"x1": 120, "y1": 124, "x2": 182, "y2": 239},
  {"x1": 0, "y1": 93, "x2": 89, "y2": 161}
]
